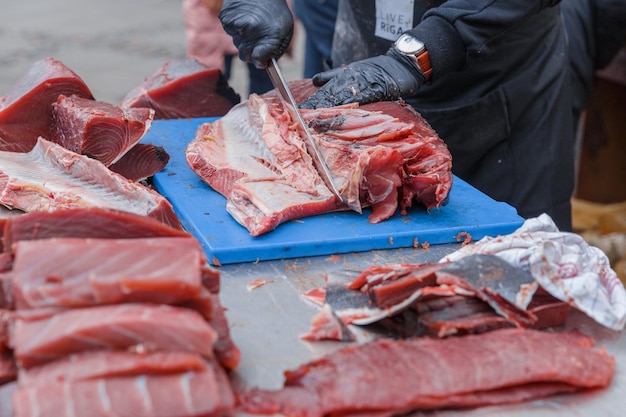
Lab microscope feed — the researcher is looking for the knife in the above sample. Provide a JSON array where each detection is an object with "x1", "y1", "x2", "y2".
[{"x1": 266, "y1": 58, "x2": 348, "y2": 208}]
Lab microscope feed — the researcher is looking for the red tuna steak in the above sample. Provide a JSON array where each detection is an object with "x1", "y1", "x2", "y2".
[
  {"x1": 0, "y1": 57, "x2": 94, "y2": 152},
  {"x1": 50, "y1": 95, "x2": 155, "y2": 166},
  {"x1": 121, "y1": 58, "x2": 240, "y2": 119}
]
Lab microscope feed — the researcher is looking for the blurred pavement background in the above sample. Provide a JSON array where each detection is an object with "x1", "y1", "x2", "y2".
[{"x1": 0, "y1": 0, "x2": 304, "y2": 104}]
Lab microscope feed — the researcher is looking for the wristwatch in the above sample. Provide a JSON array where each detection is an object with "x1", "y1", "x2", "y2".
[{"x1": 394, "y1": 33, "x2": 432, "y2": 81}]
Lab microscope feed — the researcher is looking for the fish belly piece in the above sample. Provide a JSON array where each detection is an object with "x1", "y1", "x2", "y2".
[{"x1": 0, "y1": 137, "x2": 181, "y2": 228}]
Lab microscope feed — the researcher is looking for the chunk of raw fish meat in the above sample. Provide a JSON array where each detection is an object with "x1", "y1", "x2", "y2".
[
  {"x1": 18, "y1": 350, "x2": 209, "y2": 387},
  {"x1": 11, "y1": 237, "x2": 204, "y2": 309},
  {"x1": 239, "y1": 328, "x2": 615, "y2": 417},
  {"x1": 14, "y1": 365, "x2": 235, "y2": 417},
  {"x1": 50, "y1": 95, "x2": 155, "y2": 166},
  {"x1": 0, "y1": 137, "x2": 181, "y2": 229},
  {"x1": 2, "y1": 207, "x2": 190, "y2": 252},
  {"x1": 12, "y1": 303, "x2": 217, "y2": 368},
  {"x1": 0, "y1": 57, "x2": 94, "y2": 152},
  {"x1": 121, "y1": 58, "x2": 240, "y2": 119}
]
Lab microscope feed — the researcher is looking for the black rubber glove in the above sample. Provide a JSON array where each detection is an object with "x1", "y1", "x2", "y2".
[
  {"x1": 299, "y1": 48, "x2": 427, "y2": 109},
  {"x1": 219, "y1": 0, "x2": 294, "y2": 68}
]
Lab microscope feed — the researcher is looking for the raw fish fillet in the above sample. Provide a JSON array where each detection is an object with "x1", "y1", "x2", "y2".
[
  {"x1": 14, "y1": 365, "x2": 235, "y2": 417},
  {"x1": 12, "y1": 303, "x2": 217, "y2": 368},
  {"x1": 0, "y1": 57, "x2": 94, "y2": 152},
  {"x1": 186, "y1": 82, "x2": 452, "y2": 236},
  {"x1": 0, "y1": 137, "x2": 181, "y2": 229},
  {"x1": 109, "y1": 142, "x2": 170, "y2": 182},
  {"x1": 50, "y1": 95, "x2": 155, "y2": 166},
  {"x1": 11, "y1": 237, "x2": 204, "y2": 309},
  {"x1": 239, "y1": 328, "x2": 615, "y2": 417},
  {"x1": 2, "y1": 207, "x2": 190, "y2": 252},
  {"x1": 18, "y1": 350, "x2": 209, "y2": 387},
  {"x1": 121, "y1": 58, "x2": 240, "y2": 119}
]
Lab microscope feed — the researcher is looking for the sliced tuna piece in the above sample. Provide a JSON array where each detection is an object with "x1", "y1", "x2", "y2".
[
  {"x1": 0, "y1": 137, "x2": 181, "y2": 229},
  {"x1": 239, "y1": 328, "x2": 616, "y2": 417},
  {"x1": 2, "y1": 207, "x2": 190, "y2": 252},
  {"x1": 0, "y1": 57, "x2": 94, "y2": 152},
  {"x1": 12, "y1": 303, "x2": 217, "y2": 368},
  {"x1": 18, "y1": 350, "x2": 209, "y2": 387},
  {"x1": 50, "y1": 95, "x2": 155, "y2": 166},
  {"x1": 11, "y1": 237, "x2": 204, "y2": 309},
  {"x1": 13, "y1": 365, "x2": 235, "y2": 417},
  {"x1": 121, "y1": 58, "x2": 240, "y2": 119},
  {"x1": 108, "y1": 142, "x2": 170, "y2": 182}
]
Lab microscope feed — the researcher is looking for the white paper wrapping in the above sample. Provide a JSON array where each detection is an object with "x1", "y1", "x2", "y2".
[{"x1": 440, "y1": 213, "x2": 626, "y2": 331}]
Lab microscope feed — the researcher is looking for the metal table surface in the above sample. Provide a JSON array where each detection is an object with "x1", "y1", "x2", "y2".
[{"x1": 216, "y1": 244, "x2": 626, "y2": 417}]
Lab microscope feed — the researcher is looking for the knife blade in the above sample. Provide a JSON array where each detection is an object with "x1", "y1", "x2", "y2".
[{"x1": 266, "y1": 58, "x2": 349, "y2": 208}]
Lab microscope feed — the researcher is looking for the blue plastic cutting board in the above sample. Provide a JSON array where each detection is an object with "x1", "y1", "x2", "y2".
[{"x1": 144, "y1": 117, "x2": 524, "y2": 265}]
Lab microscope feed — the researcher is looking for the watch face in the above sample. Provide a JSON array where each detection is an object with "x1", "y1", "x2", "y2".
[{"x1": 395, "y1": 34, "x2": 425, "y2": 55}]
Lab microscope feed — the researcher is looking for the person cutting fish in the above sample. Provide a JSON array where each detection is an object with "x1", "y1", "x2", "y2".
[{"x1": 219, "y1": 0, "x2": 575, "y2": 231}]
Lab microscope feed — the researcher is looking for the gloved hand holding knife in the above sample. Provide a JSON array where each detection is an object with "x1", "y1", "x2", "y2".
[{"x1": 219, "y1": 0, "x2": 294, "y2": 68}]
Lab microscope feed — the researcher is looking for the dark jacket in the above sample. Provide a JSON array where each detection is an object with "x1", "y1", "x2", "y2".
[{"x1": 332, "y1": 0, "x2": 574, "y2": 230}]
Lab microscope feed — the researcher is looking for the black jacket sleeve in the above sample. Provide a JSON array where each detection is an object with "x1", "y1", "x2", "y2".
[{"x1": 405, "y1": 0, "x2": 563, "y2": 78}]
